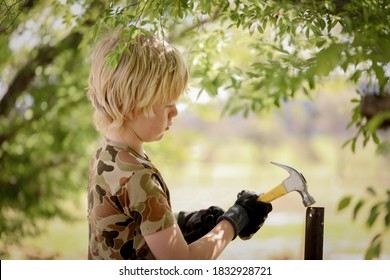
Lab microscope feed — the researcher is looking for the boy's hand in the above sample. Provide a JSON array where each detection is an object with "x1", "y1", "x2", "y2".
[
  {"x1": 217, "y1": 190, "x2": 272, "y2": 240},
  {"x1": 236, "y1": 190, "x2": 273, "y2": 240},
  {"x1": 177, "y1": 206, "x2": 225, "y2": 244}
]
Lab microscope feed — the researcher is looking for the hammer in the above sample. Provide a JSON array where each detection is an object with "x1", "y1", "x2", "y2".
[{"x1": 257, "y1": 162, "x2": 316, "y2": 207}]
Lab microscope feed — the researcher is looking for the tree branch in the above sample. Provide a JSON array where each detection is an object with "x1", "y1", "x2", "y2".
[
  {"x1": 0, "y1": 31, "x2": 83, "y2": 117},
  {"x1": 0, "y1": 0, "x2": 35, "y2": 34},
  {"x1": 0, "y1": 0, "x2": 118, "y2": 117}
]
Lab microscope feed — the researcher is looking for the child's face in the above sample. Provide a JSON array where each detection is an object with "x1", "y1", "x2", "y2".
[{"x1": 130, "y1": 101, "x2": 179, "y2": 143}]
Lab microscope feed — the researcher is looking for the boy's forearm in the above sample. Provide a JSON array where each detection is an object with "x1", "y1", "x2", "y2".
[{"x1": 188, "y1": 220, "x2": 234, "y2": 260}]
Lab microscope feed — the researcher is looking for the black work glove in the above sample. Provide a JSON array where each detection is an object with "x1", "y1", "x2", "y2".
[
  {"x1": 217, "y1": 190, "x2": 272, "y2": 240},
  {"x1": 177, "y1": 206, "x2": 225, "y2": 244}
]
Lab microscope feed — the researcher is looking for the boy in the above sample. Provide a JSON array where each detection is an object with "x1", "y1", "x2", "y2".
[{"x1": 87, "y1": 27, "x2": 272, "y2": 260}]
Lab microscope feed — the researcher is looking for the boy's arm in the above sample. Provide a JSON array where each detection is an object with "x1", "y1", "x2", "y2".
[
  {"x1": 144, "y1": 220, "x2": 234, "y2": 260},
  {"x1": 177, "y1": 206, "x2": 225, "y2": 244},
  {"x1": 145, "y1": 190, "x2": 272, "y2": 260}
]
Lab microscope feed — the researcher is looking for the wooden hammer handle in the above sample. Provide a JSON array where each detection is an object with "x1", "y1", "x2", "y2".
[{"x1": 257, "y1": 183, "x2": 288, "y2": 203}]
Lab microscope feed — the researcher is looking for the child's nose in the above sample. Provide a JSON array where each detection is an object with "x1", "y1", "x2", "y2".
[{"x1": 170, "y1": 105, "x2": 178, "y2": 118}]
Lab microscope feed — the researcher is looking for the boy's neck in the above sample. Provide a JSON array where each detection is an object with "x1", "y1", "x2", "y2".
[{"x1": 105, "y1": 128, "x2": 144, "y2": 156}]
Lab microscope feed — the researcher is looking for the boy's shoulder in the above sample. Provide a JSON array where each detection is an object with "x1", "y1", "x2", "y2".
[
  {"x1": 92, "y1": 139, "x2": 159, "y2": 194},
  {"x1": 95, "y1": 139, "x2": 149, "y2": 170},
  {"x1": 95, "y1": 138, "x2": 165, "y2": 180}
]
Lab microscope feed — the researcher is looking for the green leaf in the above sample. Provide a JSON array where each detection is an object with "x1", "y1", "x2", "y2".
[
  {"x1": 351, "y1": 137, "x2": 357, "y2": 153},
  {"x1": 353, "y1": 199, "x2": 365, "y2": 220},
  {"x1": 385, "y1": 213, "x2": 390, "y2": 227},
  {"x1": 350, "y1": 70, "x2": 362, "y2": 82},
  {"x1": 305, "y1": 26, "x2": 311, "y2": 39},
  {"x1": 366, "y1": 186, "x2": 377, "y2": 196},
  {"x1": 257, "y1": 24, "x2": 264, "y2": 33},
  {"x1": 364, "y1": 234, "x2": 382, "y2": 260},
  {"x1": 367, "y1": 112, "x2": 390, "y2": 133},
  {"x1": 315, "y1": 38, "x2": 327, "y2": 48},
  {"x1": 338, "y1": 196, "x2": 352, "y2": 211},
  {"x1": 312, "y1": 43, "x2": 344, "y2": 76},
  {"x1": 308, "y1": 77, "x2": 315, "y2": 90},
  {"x1": 372, "y1": 63, "x2": 386, "y2": 90},
  {"x1": 366, "y1": 205, "x2": 380, "y2": 227},
  {"x1": 363, "y1": 134, "x2": 370, "y2": 147},
  {"x1": 320, "y1": 18, "x2": 327, "y2": 30},
  {"x1": 372, "y1": 133, "x2": 380, "y2": 145},
  {"x1": 342, "y1": 138, "x2": 352, "y2": 149},
  {"x1": 350, "y1": 98, "x2": 360, "y2": 103}
]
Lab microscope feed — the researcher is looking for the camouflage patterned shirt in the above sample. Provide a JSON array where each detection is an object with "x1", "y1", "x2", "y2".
[{"x1": 87, "y1": 138, "x2": 176, "y2": 259}]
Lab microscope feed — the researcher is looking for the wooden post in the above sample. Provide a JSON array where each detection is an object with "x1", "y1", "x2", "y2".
[{"x1": 304, "y1": 207, "x2": 324, "y2": 260}]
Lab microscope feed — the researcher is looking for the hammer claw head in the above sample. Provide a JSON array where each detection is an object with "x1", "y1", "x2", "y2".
[
  {"x1": 270, "y1": 162, "x2": 315, "y2": 207},
  {"x1": 271, "y1": 162, "x2": 303, "y2": 179}
]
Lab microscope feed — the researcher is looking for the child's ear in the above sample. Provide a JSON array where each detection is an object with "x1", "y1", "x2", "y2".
[{"x1": 127, "y1": 111, "x2": 137, "y2": 120}]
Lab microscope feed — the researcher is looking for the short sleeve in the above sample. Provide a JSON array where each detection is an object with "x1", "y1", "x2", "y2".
[{"x1": 126, "y1": 169, "x2": 176, "y2": 236}]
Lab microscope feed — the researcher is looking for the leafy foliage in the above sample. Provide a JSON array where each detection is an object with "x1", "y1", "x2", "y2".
[
  {"x1": 338, "y1": 187, "x2": 390, "y2": 259},
  {"x1": 343, "y1": 97, "x2": 381, "y2": 153}
]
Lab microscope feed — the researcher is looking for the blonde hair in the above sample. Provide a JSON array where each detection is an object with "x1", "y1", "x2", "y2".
[{"x1": 87, "y1": 29, "x2": 189, "y2": 133}]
